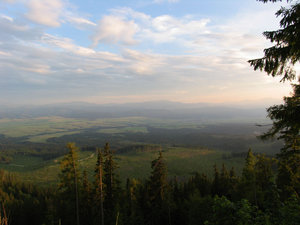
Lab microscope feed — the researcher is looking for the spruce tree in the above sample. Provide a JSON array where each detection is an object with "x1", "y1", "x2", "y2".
[
  {"x1": 94, "y1": 148, "x2": 104, "y2": 225},
  {"x1": 81, "y1": 170, "x2": 93, "y2": 225},
  {"x1": 103, "y1": 143, "x2": 120, "y2": 225},
  {"x1": 149, "y1": 151, "x2": 168, "y2": 204},
  {"x1": 240, "y1": 149, "x2": 257, "y2": 205},
  {"x1": 212, "y1": 164, "x2": 221, "y2": 196},
  {"x1": 148, "y1": 151, "x2": 169, "y2": 225},
  {"x1": 249, "y1": 0, "x2": 300, "y2": 199},
  {"x1": 260, "y1": 85, "x2": 300, "y2": 199},
  {"x1": 249, "y1": 0, "x2": 299, "y2": 82},
  {"x1": 58, "y1": 142, "x2": 81, "y2": 225}
]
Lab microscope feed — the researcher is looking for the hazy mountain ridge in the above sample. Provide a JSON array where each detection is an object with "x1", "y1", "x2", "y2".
[{"x1": 0, "y1": 101, "x2": 268, "y2": 122}]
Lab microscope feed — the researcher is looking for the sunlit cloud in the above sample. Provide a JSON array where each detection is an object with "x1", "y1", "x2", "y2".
[
  {"x1": 26, "y1": 0, "x2": 64, "y2": 27},
  {"x1": 92, "y1": 15, "x2": 138, "y2": 46}
]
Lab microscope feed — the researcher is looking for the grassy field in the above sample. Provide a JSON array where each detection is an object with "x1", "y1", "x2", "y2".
[
  {"x1": 98, "y1": 126, "x2": 148, "y2": 134},
  {"x1": 0, "y1": 116, "x2": 198, "y2": 143},
  {"x1": 0, "y1": 146, "x2": 245, "y2": 186},
  {"x1": 27, "y1": 131, "x2": 82, "y2": 143}
]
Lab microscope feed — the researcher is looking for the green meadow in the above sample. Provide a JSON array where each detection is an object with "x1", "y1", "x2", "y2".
[{"x1": 0, "y1": 146, "x2": 245, "y2": 186}]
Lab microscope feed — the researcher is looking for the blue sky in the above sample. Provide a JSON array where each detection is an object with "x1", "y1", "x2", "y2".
[{"x1": 0, "y1": 0, "x2": 296, "y2": 105}]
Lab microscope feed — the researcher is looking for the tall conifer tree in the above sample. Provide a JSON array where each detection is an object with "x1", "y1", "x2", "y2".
[
  {"x1": 58, "y1": 142, "x2": 80, "y2": 225},
  {"x1": 95, "y1": 148, "x2": 104, "y2": 225},
  {"x1": 103, "y1": 143, "x2": 120, "y2": 225}
]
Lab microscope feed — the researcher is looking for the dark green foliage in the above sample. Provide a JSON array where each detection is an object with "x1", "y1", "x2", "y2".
[
  {"x1": 261, "y1": 85, "x2": 300, "y2": 151},
  {"x1": 117, "y1": 144, "x2": 162, "y2": 154},
  {"x1": 250, "y1": 0, "x2": 300, "y2": 202},
  {"x1": 147, "y1": 151, "x2": 170, "y2": 225},
  {"x1": 279, "y1": 196, "x2": 300, "y2": 224},
  {"x1": 149, "y1": 151, "x2": 168, "y2": 204},
  {"x1": 211, "y1": 164, "x2": 238, "y2": 199},
  {"x1": 58, "y1": 143, "x2": 81, "y2": 225},
  {"x1": 188, "y1": 195, "x2": 214, "y2": 225},
  {"x1": 103, "y1": 143, "x2": 121, "y2": 225},
  {"x1": 204, "y1": 196, "x2": 270, "y2": 225},
  {"x1": 212, "y1": 164, "x2": 221, "y2": 196},
  {"x1": 0, "y1": 142, "x2": 299, "y2": 225},
  {"x1": 260, "y1": 85, "x2": 300, "y2": 199},
  {"x1": 94, "y1": 148, "x2": 104, "y2": 225},
  {"x1": 80, "y1": 170, "x2": 93, "y2": 225},
  {"x1": 0, "y1": 169, "x2": 56, "y2": 225},
  {"x1": 188, "y1": 173, "x2": 211, "y2": 197},
  {"x1": 249, "y1": 0, "x2": 299, "y2": 81},
  {"x1": 122, "y1": 178, "x2": 142, "y2": 225}
]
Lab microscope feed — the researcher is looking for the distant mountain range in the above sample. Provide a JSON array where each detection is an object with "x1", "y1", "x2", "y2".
[{"x1": 0, "y1": 101, "x2": 270, "y2": 122}]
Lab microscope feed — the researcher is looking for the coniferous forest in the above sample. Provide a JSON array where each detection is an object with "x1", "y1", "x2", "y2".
[{"x1": 0, "y1": 140, "x2": 299, "y2": 225}]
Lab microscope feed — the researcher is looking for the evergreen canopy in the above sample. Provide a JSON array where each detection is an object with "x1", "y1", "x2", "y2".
[{"x1": 249, "y1": 0, "x2": 300, "y2": 81}]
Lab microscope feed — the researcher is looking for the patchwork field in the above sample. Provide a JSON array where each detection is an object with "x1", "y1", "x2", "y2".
[
  {"x1": 0, "y1": 116, "x2": 198, "y2": 143},
  {"x1": 0, "y1": 115, "x2": 279, "y2": 186}
]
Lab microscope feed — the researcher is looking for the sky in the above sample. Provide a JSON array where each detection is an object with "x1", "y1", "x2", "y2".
[{"x1": 0, "y1": 0, "x2": 297, "y2": 105}]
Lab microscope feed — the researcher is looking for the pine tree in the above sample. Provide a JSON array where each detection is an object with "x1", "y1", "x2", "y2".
[
  {"x1": 81, "y1": 170, "x2": 93, "y2": 225},
  {"x1": 240, "y1": 149, "x2": 257, "y2": 205},
  {"x1": 149, "y1": 151, "x2": 168, "y2": 204},
  {"x1": 193, "y1": 172, "x2": 211, "y2": 197},
  {"x1": 249, "y1": 0, "x2": 299, "y2": 82},
  {"x1": 212, "y1": 164, "x2": 221, "y2": 196},
  {"x1": 124, "y1": 178, "x2": 141, "y2": 225},
  {"x1": 103, "y1": 143, "x2": 120, "y2": 225},
  {"x1": 94, "y1": 148, "x2": 104, "y2": 225},
  {"x1": 148, "y1": 151, "x2": 169, "y2": 225},
  {"x1": 248, "y1": 0, "x2": 300, "y2": 200},
  {"x1": 220, "y1": 164, "x2": 230, "y2": 197},
  {"x1": 58, "y1": 142, "x2": 81, "y2": 225},
  {"x1": 260, "y1": 85, "x2": 300, "y2": 199}
]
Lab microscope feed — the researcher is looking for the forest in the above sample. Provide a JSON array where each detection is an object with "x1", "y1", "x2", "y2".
[{"x1": 0, "y1": 141, "x2": 299, "y2": 225}]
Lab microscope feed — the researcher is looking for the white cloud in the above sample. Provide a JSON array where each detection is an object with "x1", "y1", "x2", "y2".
[
  {"x1": 3, "y1": 0, "x2": 97, "y2": 30},
  {"x1": 100, "y1": 8, "x2": 210, "y2": 45},
  {"x1": 92, "y1": 15, "x2": 138, "y2": 46},
  {"x1": 26, "y1": 0, "x2": 64, "y2": 27},
  {"x1": 66, "y1": 16, "x2": 96, "y2": 27},
  {"x1": 146, "y1": 15, "x2": 210, "y2": 43}
]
